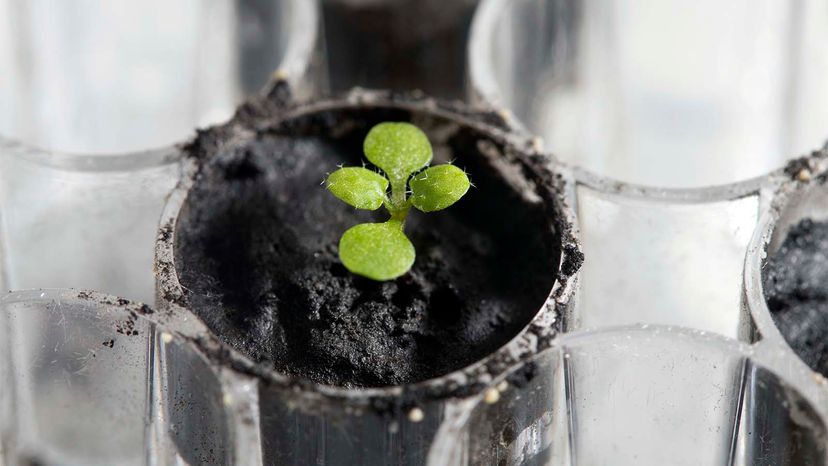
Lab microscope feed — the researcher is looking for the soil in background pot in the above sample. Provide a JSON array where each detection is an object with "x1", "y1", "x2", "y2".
[
  {"x1": 321, "y1": 0, "x2": 479, "y2": 99},
  {"x1": 174, "y1": 106, "x2": 562, "y2": 388},
  {"x1": 764, "y1": 218, "x2": 828, "y2": 377}
]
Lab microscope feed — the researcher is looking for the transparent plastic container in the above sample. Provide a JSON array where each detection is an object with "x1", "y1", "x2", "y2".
[
  {"x1": 153, "y1": 89, "x2": 582, "y2": 465},
  {"x1": 0, "y1": 0, "x2": 320, "y2": 302},
  {"x1": 562, "y1": 174, "x2": 761, "y2": 339},
  {"x1": 468, "y1": 0, "x2": 828, "y2": 339},
  {"x1": 427, "y1": 326, "x2": 828, "y2": 466},
  {"x1": 469, "y1": 0, "x2": 828, "y2": 188},
  {"x1": 0, "y1": 0, "x2": 320, "y2": 154},
  {"x1": 0, "y1": 289, "x2": 261, "y2": 466},
  {"x1": 0, "y1": 149, "x2": 181, "y2": 303},
  {"x1": 744, "y1": 152, "x2": 828, "y2": 387}
]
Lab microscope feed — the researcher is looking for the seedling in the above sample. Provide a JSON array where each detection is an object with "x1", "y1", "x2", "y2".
[{"x1": 326, "y1": 122, "x2": 471, "y2": 280}]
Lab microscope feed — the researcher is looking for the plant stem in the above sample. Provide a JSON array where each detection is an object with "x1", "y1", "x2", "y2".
[
  {"x1": 386, "y1": 177, "x2": 411, "y2": 229},
  {"x1": 388, "y1": 208, "x2": 409, "y2": 228},
  {"x1": 387, "y1": 215, "x2": 406, "y2": 231},
  {"x1": 389, "y1": 178, "x2": 407, "y2": 208}
]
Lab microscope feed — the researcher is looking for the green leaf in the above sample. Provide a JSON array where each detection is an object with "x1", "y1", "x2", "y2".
[
  {"x1": 409, "y1": 164, "x2": 470, "y2": 212},
  {"x1": 339, "y1": 221, "x2": 415, "y2": 281},
  {"x1": 326, "y1": 167, "x2": 389, "y2": 210},
  {"x1": 363, "y1": 122, "x2": 432, "y2": 181}
]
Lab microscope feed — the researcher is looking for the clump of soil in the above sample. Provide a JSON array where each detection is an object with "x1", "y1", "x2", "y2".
[
  {"x1": 173, "y1": 108, "x2": 562, "y2": 388},
  {"x1": 764, "y1": 218, "x2": 828, "y2": 376}
]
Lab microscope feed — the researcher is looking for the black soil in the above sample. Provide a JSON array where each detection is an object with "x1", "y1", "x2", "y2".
[
  {"x1": 174, "y1": 108, "x2": 561, "y2": 388},
  {"x1": 764, "y1": 218, "x2": 828, "y2": 377},
  {"x1": 321, "y1": 0, "x2": 478, "y2": 99}
]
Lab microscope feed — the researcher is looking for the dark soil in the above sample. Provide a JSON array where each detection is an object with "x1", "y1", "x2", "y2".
[
  {"x1": 764, "y1": 218, "x2": 828, "y2": 377},
  {"x1": 321, "y1": 0, "x2": 479, "y2": 99},
  {"x1": 174, "y1": 108, "x2": 561, "y2": 388}
]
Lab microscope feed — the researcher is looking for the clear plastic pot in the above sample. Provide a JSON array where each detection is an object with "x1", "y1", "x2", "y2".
[
  {"x1": 0, "y1": 289, "x2": 261, "y2": 466},
  {"x1": 0, "y1": 149, "x2": 181, "y2": 303},
  {"x1": 468, "y1": 0, "x2": 828, "y2": 339},
  {"x1": 0, "y1": 0, "x2": 320, "y2": 154},
  {"x1": 427, "y1": 326, "x2": 828, "y2": 466},
  {"x1": 154, "y1": 89, "x2": 582, "y2": 465},
  {"x1": 0, "y1": 0, "x2": 320, "y2": 302},
  {"x1": 469, "y1": 0, "x2": 828, "y2": 188},
  {"x1": 562, "y1": 173, "x2": 761, "y2": 339},
  {"x1": 744, "y1": 151, "x2": 828, "y2": 387}
]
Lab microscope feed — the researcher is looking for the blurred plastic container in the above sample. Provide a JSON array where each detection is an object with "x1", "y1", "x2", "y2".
[
  {"x1": 745, "y1": 151, "x2": 828, "y2": 388},
  {"x1": 427, "y1": 326, "x2": 828, "y2": 466},
  {"x1": 0, "y1": 0, "x2": 320, "y2": 302},
  {"x1": 0, "y1": 289, "x2": 261, "y2": 466},
  {"x1": 152, "y1": 89, "x2": 583, "y2": 465},
  {"x1": 469, "y1": 0, "x2": 828, "y2": 188},
  {"x1": 468, "y1": 0, "x2": 828, "y2": 339},
  {"x1": 0, "y1": 0, "x2": 319, "y2": 154}
]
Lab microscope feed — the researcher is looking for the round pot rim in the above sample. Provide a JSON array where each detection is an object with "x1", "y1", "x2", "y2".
[
  {"x1": 744, "y1": 150, "x2": 828, "y2": 366},
  {"x1": 153, "y1": 87, "x2": 583, "y2": 409},
  {"x1": 447, "y1": 323, "x2": 828, "y2": 410},
  {"x1": 1, "y1": 287, "x2": 215, "y2": 368},
  {"x1": 0, "y1": 0, "x2": 319, "y2": 172},
  {"x1": 467, "y1": 0, "x2": 822, "y2": 198}
]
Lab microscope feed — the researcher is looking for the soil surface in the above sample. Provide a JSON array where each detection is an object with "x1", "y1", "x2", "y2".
[
  {"x1": 764, "y1": 218, "x2": 828, "y2": 377},
  {"x1": 174, "y1": 108, "x2": 561, "y2": 388}
]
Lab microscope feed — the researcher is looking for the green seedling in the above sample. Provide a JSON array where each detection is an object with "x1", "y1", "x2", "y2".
[{"x1": 326, "y1": 122, "x2": 471, "y2": 280}]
